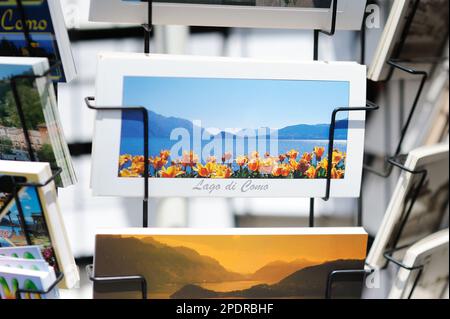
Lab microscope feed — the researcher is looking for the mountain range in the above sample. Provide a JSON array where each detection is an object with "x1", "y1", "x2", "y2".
[
  {"x1": 171, "y1": 259, "x2": 365, "y2": 299},
  {"x1": 122, "y1": 110, "x2": 349, "y2": 140},
  {"x1": 93, "y1": 236, "x2": 364, "y2": 299}
]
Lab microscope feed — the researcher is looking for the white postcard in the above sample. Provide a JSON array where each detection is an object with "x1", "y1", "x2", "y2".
[
  {"x1": 91, "y1": 53, "x2": 367, "y2": 198},
  {"x1": 89, "y1": 0, "x2": 366, "y2": 30}
]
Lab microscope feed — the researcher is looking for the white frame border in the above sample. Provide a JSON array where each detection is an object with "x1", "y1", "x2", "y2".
[{"x1": 92, "y1": 53, "x2": 366, "y2": 198}]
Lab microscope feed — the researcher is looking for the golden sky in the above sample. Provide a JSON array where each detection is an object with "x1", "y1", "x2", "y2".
[{"x1": 132, "y1": 235, "x2": 367, "y2": 274}]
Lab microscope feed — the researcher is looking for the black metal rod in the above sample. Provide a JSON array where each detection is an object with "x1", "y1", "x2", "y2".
[
  {"x1": 312, "y1": 0, "x2": 338, "y2": 61},
  {"x1": 15, "y1": 272, "x2": 64, "y2": 299},
  {"x1": 323, "y1": 101, "x2": 380, "y2": 201},
  {"x1": 85, "y1": 97, "x2": 149, "y2": 228},
  {"x1": 309, "y1": 198, "x2": 315, "y2": 227},
  {"x1": 16, "y1": 0, "x2": 35, "y2": 56},
  {"x1": 407, "y1": 268, "x2": 423, "y2": 299},
  {"x1": 86, "y1": 265, "x2": 148, "y2": 299},
  {"x1": 386, "y1": 157, "x2": 428, "y2": 251},
  {"x1": 143, "y1": 0, "x2": 153, "y2": 54},
  {"x1": 10, "y1": 78, "x2": 36, "y2": 161},
  {"x1": 16, "y1": 167, "x2": 63, "y2": 188},
  {"x1": 320, "y1": 0, "x2": 338, "y2": 36},
  {"x1": 364, "y1": 62, "x2": 428, "y2": 178},
  {"x1": 325, "y1": 268, "x2": 373, "y2": 299},
  {"x1": 12, "y1": 184, "x2": 33, "y2": 246},
  {"x1": 382, "y1": 244, "x2": 425, "y2": 299},
  {"x1": 386, "y1": 0, "x2": 421, "y2": 81},
  {"x1": 360, "y1": 11, "x2": 367, "y2": 65},
  {"x1": 9, "y1": 63, "x2": 62, "y2": 163},
  {"x1": 388, "y1": 61, "x2": 428, "y2": 156},
  {"x1": 313, "y1": 30, "x2": 319, "y2": 61}
]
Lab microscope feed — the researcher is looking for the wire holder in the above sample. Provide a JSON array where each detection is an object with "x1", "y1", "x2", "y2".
[{"x1": 0, "y1": 168, "x2": 64, "y2": 299}]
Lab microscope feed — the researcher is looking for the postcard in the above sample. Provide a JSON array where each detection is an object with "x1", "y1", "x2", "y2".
[
  {"x1": 93, "y1": 227, "x2": 368, "y2": 299},
  {"x1": 366, "y1": 143, "x2": 449, "y2": 269},
  {"x1": 0, "y1": 265, "x2": 58, "y2": 299},
  {"x1": 89, "y1": 0, "x2": 366, "y2": 30},
  {"x1": 389, "y1": 228, "x2": 449, "y2": 299},
  {"x1": 0, "y1": 246, "x2": 43, "y2": 260},
  {"x1": 0, "y1": 0, "x2": 77, "y2": 82},
  {"x1": 0, "y1": 256, "x2": 55, "y2": 273},
  {"x1": 0, "y1": 160, "x2": 80, "y2": 289},
  {"x1": 92, "y1": 53, "x2": 367, "y2": 198},
  {"x1": 368, "y1": 0, "x2": 448, "y2": 81},
  {"x1": 0, "y1": 57, "x2": 77, "y2": 187}
]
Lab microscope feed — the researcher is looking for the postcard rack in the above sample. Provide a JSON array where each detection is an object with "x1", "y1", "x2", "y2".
[
  {"x1": 78, "y1": 0, "x2": 382, "y2": 300},
  {"x1": 0, "y1": 168, "x2": 64, "y2": 299}
]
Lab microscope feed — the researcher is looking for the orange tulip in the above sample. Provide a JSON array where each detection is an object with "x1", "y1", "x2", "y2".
[
  {"x1": 213, "y1": 165, "x2": 232, "y2": 179},
  {"x1": 272, "y1": 165, "x2": 283, "y2": 177},
  {"x1": 119, "y1": 169, "x2": 139, "y2": 177},
  {"x1": 280, "y1": 164, "x2": 292, "y2": 177},
  {"x1": 236, "y1": 155, "x2": 248, "y2": 167},
  {"x1": 289, "y1": 159, "x2": 300, "y2": 171},
  {"x1": 331, "y1": 168, "x2": 345, "y2": 179},
  {"x1": 318, "y1": 158, "x2": 328, "y2": 171},
  {"x1": 159, "y1": 165, "x2": 185, "y2": 178},
  {"x1": 194, "y1": 163, "x2": 215, "y2": 178},
  {"x1": 132, "y1": 155, "x2": 145, "y2": 164},
  {"x1": 160, "y1": 150, "x2": 171, "y2": 160},
  {"x1": 314, "y1": 147, "x2": 325, "y2": 160},
  {"x1": 130, "y1": 161, "x2": 145, "y2": 175},
  {"x1": 332, "y1": 150, "x2": 343, "y2": 165},
  {"x1": 286, "y1": 149, "x2": 299, "y2": 160},
  {"x1": 248, "y1": 158, "x2": 260, "y2": 172},
  {"x1": 305, "y1": 166, "x2": 316, "y2": 179},
  {"x1": 302, "y1": 152, "x2": 312, "y2": 163},
  {"x1": 152, "y1": 156, "x2": 167, "y2": 170}
]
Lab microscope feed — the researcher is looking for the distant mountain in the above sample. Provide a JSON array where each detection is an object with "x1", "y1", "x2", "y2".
[
  {"x1": 250, "y1": 259, "x2": 317, "y2": 283},
  {"x1": 123, "y1": 110, "x2": 348, "y2": 140},
  {"x1": 94, "y1": 236, "x2": 244, "y2": 294},
  {"x1": 171, "y1": 259, "x2": 365, "y2": 299},
  {"x1": 277, "y1": 120, "x2": 348, "y2": 140}
]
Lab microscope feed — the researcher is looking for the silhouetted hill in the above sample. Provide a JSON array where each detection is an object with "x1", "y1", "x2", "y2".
[
  {"x1": 250, "y1": 259, "x2": 317, "y2": 283},
  {"x1": 171, "y1": 259, "x2": 365, "y2": 299},
  {"x1": 94, "y1": 236, "x2": 244, "y2": 293}
]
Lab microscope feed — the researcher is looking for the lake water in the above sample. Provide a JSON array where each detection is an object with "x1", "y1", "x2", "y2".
[
  {"x1": 119, "y1": 137, "x2": 347, "y2": 166},
  {"x1": 199, "y1": 280, "x2": 266, "y2": 293}
]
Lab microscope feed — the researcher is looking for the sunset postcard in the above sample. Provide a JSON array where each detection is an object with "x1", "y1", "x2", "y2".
[{"x1": 93, "y1": 228, "x2": 368, "y2": 299}]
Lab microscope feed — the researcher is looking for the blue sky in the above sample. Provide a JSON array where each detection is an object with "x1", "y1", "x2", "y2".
[
  {"x1": 7, "y1": 187, "x2": 42, "y2": 224},
  {"x1": 0, "y1": 64, "x2": 32, "y2": 81},
  {"x1": 123, "y1": 76, "x2": 349, "y2": 130}
]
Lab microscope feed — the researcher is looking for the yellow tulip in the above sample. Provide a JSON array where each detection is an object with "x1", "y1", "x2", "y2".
[{"x1": 159, "y1": 165, "x2": 185, "y2": 178}]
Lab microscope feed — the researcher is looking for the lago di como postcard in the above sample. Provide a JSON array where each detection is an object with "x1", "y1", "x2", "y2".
[
  {"x1": 91, "y1": 53, "x2": 367, "y2": 198},
  {"x1": 93, "y1": 228, "x2": 368, "y2": 299}
]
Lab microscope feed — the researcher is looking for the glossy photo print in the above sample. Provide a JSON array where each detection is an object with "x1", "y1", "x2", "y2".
[
  {"x1": 0, "y1": 185, "x2": 58, "y2": 271},
  {"x1": 93, "y1": 228, "x2": 368, "y2": 299},
  {"x1": 91, "y1": 54, "x2": 366, "y2": 198},
  {"x1": 118, "y1": 77, "x2": 349, "y2": 181}
]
